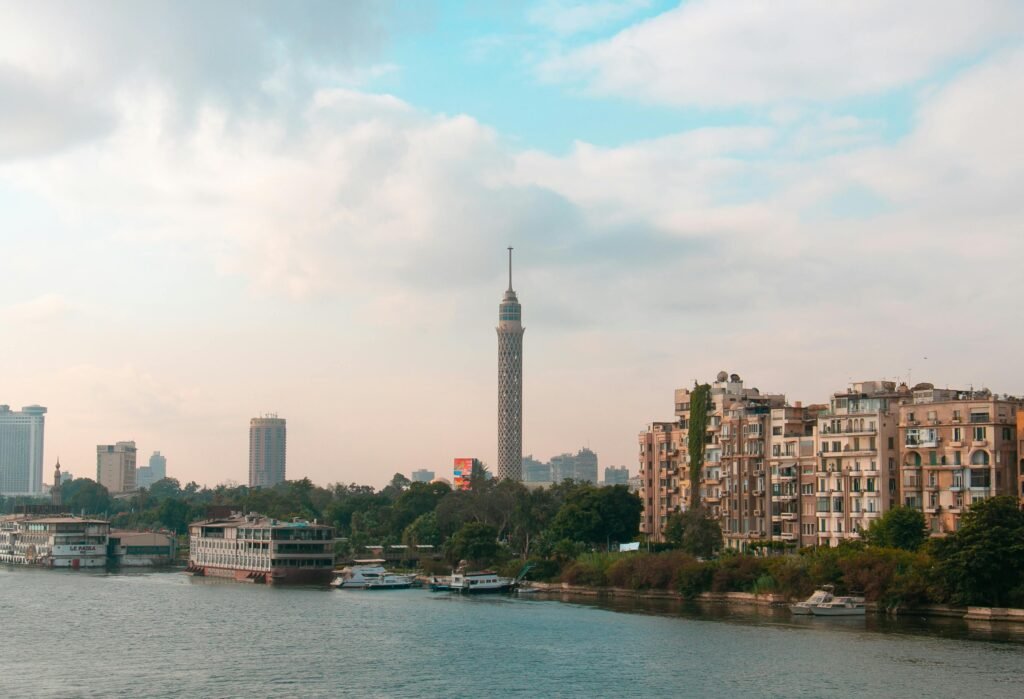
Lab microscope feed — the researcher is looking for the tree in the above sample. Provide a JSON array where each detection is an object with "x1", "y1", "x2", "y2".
[
  {"x1": 933, "y1": 496, "x2": 1024, "y2": 606},
  {"x1": 864, "y1": 506, "x2": 927, "y2": 551},
  {"x1": 148, "y1": 477, "x2": 183, "y2": 501},
  {"x1": 62, "y1": 478, "x2": 112, "y2": 515},
  {"x1": 444, "y1": 522, "x2": 499, "y2": 564},
  {"x1": 157, "y1": 498, "x2": 192, "y2": 534},
  {"x1": 665, "y1": 507, "x2": 722, "y2": 559},
  {"x1": 547, "y1": 485, "x2": 642, "y2": 547},
  {"x1": 402, "y1": 511, "x2": 441, "y2": 547},
  {"x1": 687, "y1": 383, "x2": 711, "y2": 508}
]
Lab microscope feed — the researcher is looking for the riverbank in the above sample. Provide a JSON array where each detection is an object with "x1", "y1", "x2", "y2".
[{"x1": 525, "y1": 581, "x2": 1024, "y2": 624}]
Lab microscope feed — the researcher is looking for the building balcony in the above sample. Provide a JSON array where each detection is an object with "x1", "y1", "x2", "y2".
[
  {"x1": 781, "y1": 512, "x2": 798, "y2": 521},
  {"x1": 780, "y1": 532, "x2": 797, "y2": 541},
  {"x1": 972, "y1": 439, "x2": 988, "y2": 448},
  {"x1": 905, "y1": 439, "x2": 940, "y2": 449}
]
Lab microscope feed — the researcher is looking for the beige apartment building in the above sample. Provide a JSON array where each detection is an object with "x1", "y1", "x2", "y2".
[
  {"x1": 898, "y1": 386, "x2": 1019, "y2": 535},
  {"x1": 813, "y1": 382, "x2": 902, "y2": 547},
  {"x1": 640, "y1": 372, "x2": 784, "y2": 548},
  {"x1": 638, "y1": 421, "x2": 684, "y2": 541},
  {"x1": 768, "y1": 405, "x2": 820, "y2": 547},
  {"x1": 96, "y1": 441, "x2": 137, "y2": 494}
]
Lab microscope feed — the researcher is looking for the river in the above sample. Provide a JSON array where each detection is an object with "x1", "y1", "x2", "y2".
[{"x1": 1, "y1": 567, "x2": 1021, "y2": 698}]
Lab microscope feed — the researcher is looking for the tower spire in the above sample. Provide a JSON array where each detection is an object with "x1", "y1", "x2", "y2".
[{"x1": 507, "y1": 246, "x2": 513, "y2": 291}]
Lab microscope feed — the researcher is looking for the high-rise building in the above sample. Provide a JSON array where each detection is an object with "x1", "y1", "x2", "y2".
[
  {"x1": 0, "y1": 404, "x2": 47, "y2": 496},
  {"x1": 550, "y1": 448, "x2": 599, "y2": 483},
  {"x1": 97, "y1": 441, "x2": 138, "y2": 494},
  {"x1": 496, "y1": 247, "x2": 524, "y2": 481},
  {"x1": 249, "y1": 416, "x2": 286, "y2": 488},
  {"x1": 137, "y1": 451, "x2": 167, "y2": 489},
  {"x1": 411, "y1": 469, "x2": 435, "y2": 483},
  {"x1": 522, "y1": 455, "x2": 551, "y2": 483},
  {"x1": 604, "y1": 466, "x2": 630, "y2": 486}
]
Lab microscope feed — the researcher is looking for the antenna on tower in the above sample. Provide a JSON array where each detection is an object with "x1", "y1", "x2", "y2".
[{"x1": 507, "y1": 246, "x2": 513, "y2": 291}]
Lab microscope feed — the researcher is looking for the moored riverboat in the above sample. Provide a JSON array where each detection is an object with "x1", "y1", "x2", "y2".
[
  {"x1": 450, "y1": 570, "x2": 515, "y2": 594},
  {"x1": 333, "y1": 560, "x2": 416, "y2": 589},
  {"x1": 790, "y1": 586, "x2": 835, "y2": 615},
  {"x1": 187, "y1": 513, "x2": 335, "y2": 585},
  {"x1": 811, "y1": 596, "x2": 867, "y2": 616}
]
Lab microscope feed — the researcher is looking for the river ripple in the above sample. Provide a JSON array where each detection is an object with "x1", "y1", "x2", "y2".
[{"x1": 1, "y1": 567, "x2": 1021, "y2": 698}]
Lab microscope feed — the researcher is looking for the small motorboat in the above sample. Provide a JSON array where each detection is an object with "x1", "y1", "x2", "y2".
[
  {"x1": 790, "y1": 585, "x2": 835, "y2": 615},
  {"x1": 332, "y1": 560, "x2": 416, "y2": 590},
  {"x1": 810, "y1": 596, "x2": 867, "y2": 616}
]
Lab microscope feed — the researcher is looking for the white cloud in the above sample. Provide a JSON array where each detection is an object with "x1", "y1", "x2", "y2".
[
  {"x1": 539, "y1": 0, "x2": 1024, "y2": 106},
  {"x1": 528, "y1": 0, "x2": 651, "y2": 35},
  {"x1": 0, "y1": 294, "x2": 75, "y2": 323}
]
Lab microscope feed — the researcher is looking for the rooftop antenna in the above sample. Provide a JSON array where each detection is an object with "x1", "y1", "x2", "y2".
[{"x1": 507, "y1": 246, "x2": 513, "y2": 291}]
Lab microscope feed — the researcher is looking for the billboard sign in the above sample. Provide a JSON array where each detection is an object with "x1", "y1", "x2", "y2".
[{"x1": 453, "y1": 458, "x2": 475, "y2": 491}]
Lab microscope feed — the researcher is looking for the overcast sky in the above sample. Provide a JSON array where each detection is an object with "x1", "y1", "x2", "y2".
[{"x1": 3, "y1": 1, "x2": 1023, "y2": 489}]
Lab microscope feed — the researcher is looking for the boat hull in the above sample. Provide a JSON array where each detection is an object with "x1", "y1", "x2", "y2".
[
  {"x1": 810, "y1": 606, "x2": 866, "y2": 616},
  {"x1": 188, "y1": 565, "x2": 333, "y2": 586}
]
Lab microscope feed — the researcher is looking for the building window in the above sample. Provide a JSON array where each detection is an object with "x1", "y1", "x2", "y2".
[{"x1": 974, "y1": 426, "x2": 987, "y2": 441}]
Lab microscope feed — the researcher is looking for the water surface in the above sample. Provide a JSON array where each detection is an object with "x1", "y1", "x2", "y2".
[{"x1": 2, "y1": 567, "x2": 1020, "y2": 698}]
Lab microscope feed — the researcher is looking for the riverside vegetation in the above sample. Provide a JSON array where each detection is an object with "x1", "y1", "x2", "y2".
[{"x1": 5, "y1": 469, "x2": 1022, "y2": 609}]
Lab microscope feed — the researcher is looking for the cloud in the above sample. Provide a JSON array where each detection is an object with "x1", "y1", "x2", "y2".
[
  {"x1": 539, "y1": 0, "x2": 1024, "y2": 106},
  {"x1": 0, "y1": 293, "x2": 76, "y2": 323},
  {"x1": 528, "y1": 0, "x2": 652, "y2": 36},
  {"x1": 0, "y1": 0, "x2": 394, "y2": 158}
]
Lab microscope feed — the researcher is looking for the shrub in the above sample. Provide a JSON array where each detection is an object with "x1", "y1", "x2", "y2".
[
  {"x1": 675, "y1": 557, "x2": 713, "y2": 598},
  {"x1": 711, "y1": 555, "x2": 769, "y2": 593}
]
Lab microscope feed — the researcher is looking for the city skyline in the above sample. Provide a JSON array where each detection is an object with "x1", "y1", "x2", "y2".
[{"x1": 3, "y1": 2, "x2": 1024, "y2": 488}]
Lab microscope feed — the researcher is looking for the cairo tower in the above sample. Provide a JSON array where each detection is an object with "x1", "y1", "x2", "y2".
[{"x1": 496, "y1": 247, "x2": 524, "y2": 481}]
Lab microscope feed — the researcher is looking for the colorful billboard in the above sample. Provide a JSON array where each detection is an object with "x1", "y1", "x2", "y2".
[{"x1": 453, "y1": 458, "x2": 475, "y2": 491}]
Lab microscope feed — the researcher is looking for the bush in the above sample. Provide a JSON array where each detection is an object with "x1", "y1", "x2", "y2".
[
  {"x1": 711, "y1": 555, "x2": 769, "y2": 593},
  {"x1": 675, "y1": 557, "x2": 713, "y2": 598}
]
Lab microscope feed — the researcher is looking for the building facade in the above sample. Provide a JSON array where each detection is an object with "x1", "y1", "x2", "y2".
[
  {"x1": 898, "y1": 386, "x2": 1020, "y2": 536},
  {"x1": 411, "y1": 469, "x2": 435, "y2": 483},
  {"x1": 0, "y1": 404, "x2": 47, "y2": 496},
  {"x1": 137, "y1": 451, "x2": 167, "y2": 489},
  {"x1": 496, "y1": 248, "x2": 524, "y2": 481},
  {"x1": 249, "y1": 416, "x2": 286, "y2": 488},
  {"x1": 522, "y1": 455, "x2": 551, "y2": 483},
  {"x1": 0, "y1": 515, "x2": 110, "y2": 568},
  {"x1": 550, "y1": 448, "x2": 599, "y2": 483},
  {"x1": 604, "y1": 466, "x2": 630, "y2": 486},
  {"x1": 97, "y1": 441, "x2": 138, "y2": 494}
]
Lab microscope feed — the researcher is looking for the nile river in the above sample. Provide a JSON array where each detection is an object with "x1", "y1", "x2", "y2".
[{"x1": 2, "y1": 567, "x2": 1021, "y2": 698}]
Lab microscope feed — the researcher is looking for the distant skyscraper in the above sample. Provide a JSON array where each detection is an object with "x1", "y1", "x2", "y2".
[
  {"x1": 411, "y1": 469, "x2": 435, "y2": 483},
  {"x1": 0, "y1": 404, "x2": 47, "y2": 495},
  {"x1": 522, "y1": 455, "x2": 551, "y2": 483},
  {"x1": 137, "y1": 451, "x2": 167, "y2": 489},
  {"x1": 249, "y1": 415, "x2": 286, "y2": 487},
  {"x1": 496, "y1": 247, "x2": 524, "y2": 481},
  {"x1": 550, "y1": 448, "x2": 598, "y2": 484},
  {"x1": 604, "y1": 466, "x2": 630, "y2": 486},
  {"x1": 97, "y1": 441, "x2": 138, "y2": 494}
]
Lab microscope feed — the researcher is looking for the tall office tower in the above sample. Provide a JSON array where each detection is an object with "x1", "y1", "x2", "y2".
[
  {"x1": 604, "y1": 466, "x2": 630, "y2": 486},
  {"x1": 137, "y1": 451, "x2": 167, "y2": 489},
  {"x1": 97, "y1": 441, "x2": 138, "y2": 494},
  {"x1": 0, "y1": 404, "x2": 47, "y2": 496},
  {"x1": 411, "y1": 469, "x2": 435, "y2": 483},
  {"x1": 249, "y1": 415, "x2": 286, "y2": 487},
  {"x1": 496, "y1": 247, "x2": 524, "y2": 481}
]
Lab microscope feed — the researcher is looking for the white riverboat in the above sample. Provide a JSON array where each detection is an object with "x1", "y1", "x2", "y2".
[
  {"x1": 810, "y1": 596, "x2": 867, "y2": 616},
  {"x1": 333, "y1": 560, "x2": 416, "y2": 589},
  {"x1": 449, "y1": 570, "x2": 515, "y2": 594},
  {"x1": 790, "y1": 586, "x2": 835, "y2": 615}
]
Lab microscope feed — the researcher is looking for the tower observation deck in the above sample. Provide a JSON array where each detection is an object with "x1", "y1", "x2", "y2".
[{"x1": 496, "y1": 247, "x2": 524, "y2": 481}]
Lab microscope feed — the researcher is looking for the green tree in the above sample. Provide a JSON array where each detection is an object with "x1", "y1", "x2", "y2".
[
  {"x1": 933, "y1": 496, "x2": 1024, "y2": 606},
  {"x1": 62, "y1": 478, "x2": 112, "y2": 515},
  {"x1": 864, "y1": 506, "x2": 927, "y2": 551},
  {"x1": 444, "y1": 522, "x2": 500, "y2": 564},
  {"x1": 157, "y1": 498, "x2": 192, "y2": 534},
  {"x1": 148, "y1": 477, "x2": 183, "y2": 501},
  {"x1": 402, "y1": 511, "x2": 442, "y2": 547},
  {"x1": 666, "y1": 507, "x2": 722, "y2": 558},
  {"x1": 687, "y1": 383, "x2": 710, "y2": 507}
]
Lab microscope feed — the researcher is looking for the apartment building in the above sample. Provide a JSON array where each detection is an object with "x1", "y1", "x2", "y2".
[
  {"x1": 1019, "y1": 410, "x2": 1024, "y2": 506},
  {"x1": 638, "y1": 422, "x2": 683, "y2": 541},
  {"x1": 769, "y1": 404, "x2": 820, "y2": 547},
  {"x1": 898, "y1": 386, "x2": 1020, "y2": 535},
  {"x1": 813, "y1": 381, "x2": 903, "y2": 547}
]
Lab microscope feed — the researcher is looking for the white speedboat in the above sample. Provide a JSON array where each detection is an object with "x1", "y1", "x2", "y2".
[
  {"x1": 790, "y1": 586, "x2": 835, "y2": 615},
  {"x1": 810, "y1": 596, "x2": 866, "y2": 616},
  {"x1": 332, "y1": 561, "x2": 416, "y2": 590},
  {"x1": 449, "y1": 570, "x2": 515, "y2": 594}
]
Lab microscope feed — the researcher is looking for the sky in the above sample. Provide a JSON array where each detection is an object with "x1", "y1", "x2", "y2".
[{"x1": 2, "y1": 0, "x2": 1024, "y2": 489}]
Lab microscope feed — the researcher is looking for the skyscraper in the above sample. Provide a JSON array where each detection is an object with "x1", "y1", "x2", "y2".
[
  {"x1": 137, "y1": 450, "x2": 167, "y2": 489},
  {"x1": 249, "y1": 415, "x2": 286, "y2": 487},
  {"x1": 0, "y1": 404, "x2": 47, "y2": 496},
  {"x1": 97, "y1": 441, "x2": 138, "y2": 494},
  {"x1": 496, "y1": 247, "x2": 524, "y2": 481}
]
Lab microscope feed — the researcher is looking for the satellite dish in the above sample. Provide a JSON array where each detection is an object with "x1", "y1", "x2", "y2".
[
  {"x1": 730, "y1": 374, "x2": 741, "y2": 383},
  {"x1": 716, "y1": 371, "x2": 728, "y2": 382}
]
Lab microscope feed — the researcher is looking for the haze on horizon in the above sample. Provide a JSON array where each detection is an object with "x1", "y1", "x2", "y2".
[{"x1": 2, "y1": 1, "x2": 1023, "y2": 489}]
